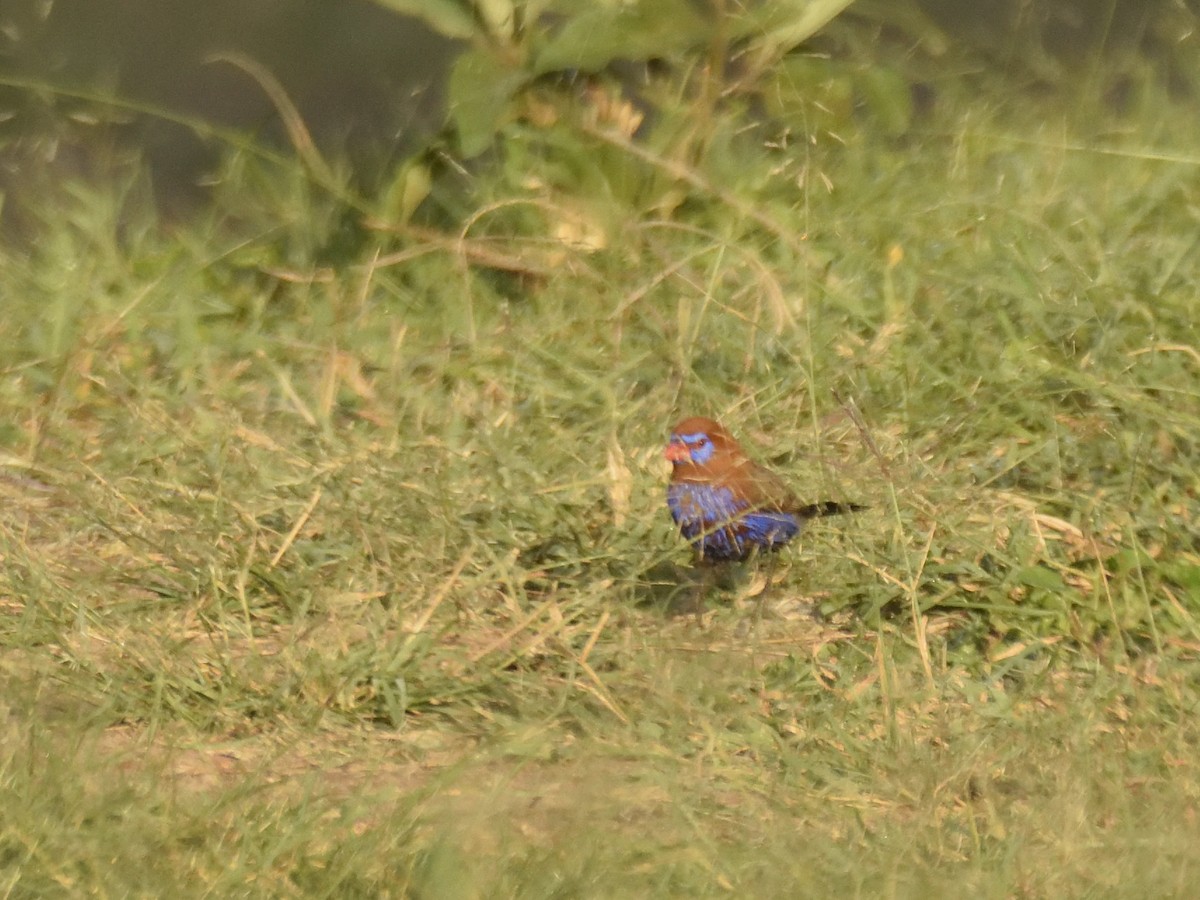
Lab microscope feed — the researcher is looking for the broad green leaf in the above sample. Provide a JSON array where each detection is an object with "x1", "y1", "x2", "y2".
[
  {"x1": 1016, "y1": 566, "x2": 1067, "y2": 592},
  {"x1": 761, "y1": 55, "x2": 854, "y2": 123},
  {"x1": 379, "y1": 159, "x2": 433, "y2": 224},
  {"x1": 370, "y1": 0, "x2": 480, "y2": 41},
  {"x1": 748, "y1": 0, "x2": 864, "y2": 54},
  {"x1": 532, "y1": 0, "x2": 709, "y2": 76},
  {"x1": 475, "y1": 0, "x2": 516, "y2": 42},
  {"x1": 448, "y1": 48, "x2": 529, "y2": 157},
  {"x1": 856, "y1": 66, "x2": 913, "y2": 135},
  {"x1": 1163, "y1": 562, "x2": 1200, "y2": 594}
]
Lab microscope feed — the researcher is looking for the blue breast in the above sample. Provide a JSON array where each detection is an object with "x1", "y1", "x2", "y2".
[{"x1": 667, "y1": 482, "x2": 801, "y2": 561}]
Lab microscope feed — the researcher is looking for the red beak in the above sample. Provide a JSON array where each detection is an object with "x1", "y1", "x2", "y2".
[{"x1": 664, "y1": 440, "x2": 690, "y2": 462}]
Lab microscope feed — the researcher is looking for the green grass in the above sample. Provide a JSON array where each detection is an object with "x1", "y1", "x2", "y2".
[{"x1": 3, "y1": 65, "x2": 1200, "y2": 895}]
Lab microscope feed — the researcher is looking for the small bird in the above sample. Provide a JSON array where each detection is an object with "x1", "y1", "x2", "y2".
[{"x1": 664, "y1": 416, "x2": 862, "y2": 563}]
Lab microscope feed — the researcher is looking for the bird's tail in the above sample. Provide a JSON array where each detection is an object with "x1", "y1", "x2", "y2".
[{"x1": 795, "y1": 501, "x2": 867, "y2": 520}]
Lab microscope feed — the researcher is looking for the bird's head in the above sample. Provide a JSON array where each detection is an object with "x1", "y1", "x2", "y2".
[{"x1": 664, "y1": 417, "x2": 742, "y2": 469}]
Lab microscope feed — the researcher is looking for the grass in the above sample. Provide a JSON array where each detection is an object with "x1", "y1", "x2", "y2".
[{"x1": 3, "y1": 59, "x2": 1200, "y2": 895}]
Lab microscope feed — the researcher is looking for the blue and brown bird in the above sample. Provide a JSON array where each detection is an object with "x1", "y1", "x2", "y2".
[{"x1": 664, "y1": 416, "x2": 862, "y2": 563}]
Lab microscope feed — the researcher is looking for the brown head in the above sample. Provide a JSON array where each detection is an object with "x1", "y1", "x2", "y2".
[{"x1": 664, "y1": 417, "x2": 749, "y2": 476}]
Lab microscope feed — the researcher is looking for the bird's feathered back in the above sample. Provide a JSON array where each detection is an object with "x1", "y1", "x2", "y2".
[{"x1": 664, "y1": 416, "x2": 861, "y2": 562}]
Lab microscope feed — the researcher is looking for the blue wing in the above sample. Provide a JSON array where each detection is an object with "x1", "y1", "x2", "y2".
[{"x1": 667, "y1": 482, "x2": 801, "y2": 561}]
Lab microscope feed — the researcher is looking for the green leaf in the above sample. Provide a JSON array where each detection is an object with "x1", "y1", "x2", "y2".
[
  {"x1": 532, "y1": 0, "x2": 709, "y2": 76},
  {"x1": 448, "y1": 48, "x2": 529, "y2": 157},
  {"x1": 741, "y1": 0, "x2": 860, "y2": 58},
  {"x1": 1164, "y1": 562, "x2": 1200, "y2": 594},
  {"x1": 379, "y1": 159, "x2": 433, "y2": 224},
  {"x1": 370, "y1": 0, "x2": 480, "y2": 41},
  {"x1": 856, "y1": 66, "x2": 913, "y2": 135},
  {"x1": 475, "y1": 0, "x2": 516, "y2": 42},
  {"x1": 761, "y1": 56, "x2": 855, "y2": 125},
  {"x1": 1016, "y1": 566, "x2": 1066, "y2": 592}
]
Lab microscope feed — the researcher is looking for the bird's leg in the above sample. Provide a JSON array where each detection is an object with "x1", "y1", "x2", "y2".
[
  {"x1": 753, "y1": 549, "x2": 781, "y2": 626},
  {"x1": 728, "y1": 548, "x2": 765, "y2": 638},
  {"x1": 690, "y1": 557, "x2": 714, "y2": 625}
]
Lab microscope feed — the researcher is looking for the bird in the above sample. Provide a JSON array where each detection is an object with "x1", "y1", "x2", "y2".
[{"x1": 664, "y1": 416, "x2": 862, "y2": 563}]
